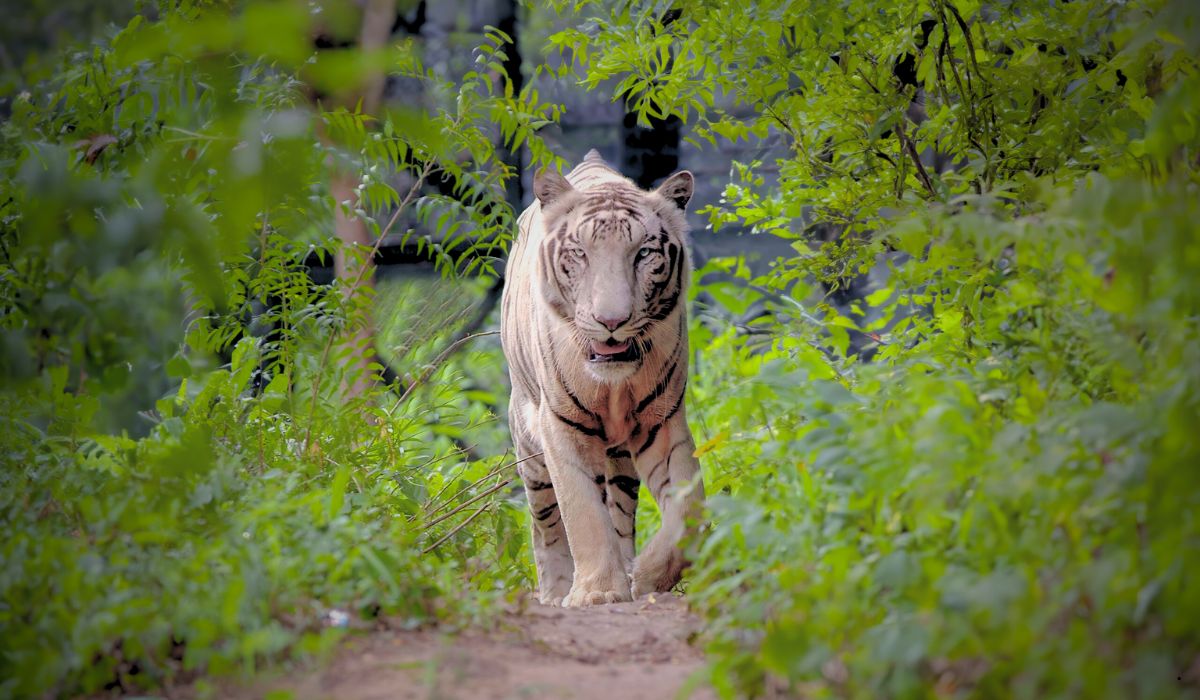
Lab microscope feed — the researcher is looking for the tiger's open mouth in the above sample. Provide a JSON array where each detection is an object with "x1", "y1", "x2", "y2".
[{"x1": 588, "y1": 338, "x2": 640, "y2": 363}]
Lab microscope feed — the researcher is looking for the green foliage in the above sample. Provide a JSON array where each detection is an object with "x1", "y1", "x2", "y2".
[
  {"x1": 1, "y1": 341, "x2": 528, "y2": 695},
  {"x1": 685, "y1": 178, "x2": 1199, "y2": 698},
  {"x1": 0, "y1": 1, "x2": 553, "y2": 695},
  {"x1": 553, "y1": 0, "x2": 1199, "y2": 697}
]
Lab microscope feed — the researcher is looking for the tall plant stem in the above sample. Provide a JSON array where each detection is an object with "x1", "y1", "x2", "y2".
[{"x1": 301, "y1": 161, "x2": 433, "y2": 456}]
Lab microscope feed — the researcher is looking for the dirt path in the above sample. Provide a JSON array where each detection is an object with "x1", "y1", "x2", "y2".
[{"x1": 235, "y1": 593, "x2": 715, "y2": 700}]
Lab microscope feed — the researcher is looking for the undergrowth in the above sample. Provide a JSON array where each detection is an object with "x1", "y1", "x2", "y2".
[{"x1": 0, "y1": 2, "x2": 548, "y2": 695}]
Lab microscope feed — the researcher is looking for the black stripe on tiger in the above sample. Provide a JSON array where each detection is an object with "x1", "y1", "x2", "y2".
[
  {"x1": 637, "y1": 422, "x2": 662, "y2": 456},
  {"x1": 526, "y1": 479, "x2": 554, "y2": 491},
  {"x1": 608, "y1": 475, "x2": 641, "y2": 501},
  {"x1": 645, "y1": 439, "x2": 688, "y2": 496},
  {"x1": 646, "y1": 455, "x2": 666, "y2": 489},
  {"x1": 662, "y1": 382, "x2": 686, "y2": 423},
  {"x1": 646, "y1": 259, "x2": 674, "y2": 304},
  {"x1": 578, "y1": 187, "x2": 647, "y2": 215},
  {"x1": 552, "y1": 409, "x2": 607, "y2": 440},
  {"x1": 636, "y1": 357, "x2": 678, "y2": 414},
  {"x1": 562, "y1": 377, "x2": 603, "y2": 425},
  {"x1": 534, "y1": 502, "x2": 559, "y2": 521},
  {"x1": 664, "y1": 440, "x2": 688, "y2": 485},
  {"x1": 538, "y1": 235, "x2": 571, "y2": 319},
  {"x1": 541, "y1": 342, "x2": 605, "y2": 435},
  {"x1": 581, "y1": 204, "x2": 645, "y2": 222},
  {"x1": 636, "y1": 386, "x2": 686, "y2": 455},
  {"x1": 648, "y1": 243, "x2": 683, "y2": 321},
  {"x1": 606, "y1": 447, "x2": 631, "y2": 459}
]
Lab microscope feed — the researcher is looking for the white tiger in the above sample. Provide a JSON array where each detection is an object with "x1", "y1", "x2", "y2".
[{"x1": 500, "y1": 149, "x2": 705, "y2": 607}]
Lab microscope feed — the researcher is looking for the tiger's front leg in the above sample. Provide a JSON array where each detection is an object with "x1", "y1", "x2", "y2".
[
  {"x1": 604, "y1": 451, "x2": 639, "y2": 577},
  {"x1": 539, "y1": 406, "x2": 632, "y2": 607},
  {"x1": 517, "y1": 452, "x2": 574, "y2": 605},
  {"x1": 631, "y1": 409, "x2": 705, "y2": 597}
]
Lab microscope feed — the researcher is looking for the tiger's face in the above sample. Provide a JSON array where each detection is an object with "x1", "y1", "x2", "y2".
[{"x1": 534, "y1": 169, "x2": 694, "y2": 383}]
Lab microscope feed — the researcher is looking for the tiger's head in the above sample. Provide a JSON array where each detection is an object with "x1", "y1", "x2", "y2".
[{"x1": 533, "y1": 166, "x2": 694, "y2": 383}]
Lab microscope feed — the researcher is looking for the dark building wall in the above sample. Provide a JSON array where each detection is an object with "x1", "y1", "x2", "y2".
[{"x1": 371, "y1": 3, "x2": 800, "y2": 276}]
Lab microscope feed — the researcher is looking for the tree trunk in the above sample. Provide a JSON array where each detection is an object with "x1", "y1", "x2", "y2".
[{"x1": 327, "y1": 0, "x2": 396, "y2": 399}]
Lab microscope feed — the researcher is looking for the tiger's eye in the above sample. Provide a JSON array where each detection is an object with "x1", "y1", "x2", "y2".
[{"x1": 635, "y1": 247, "x2": 655, "y2": 261}]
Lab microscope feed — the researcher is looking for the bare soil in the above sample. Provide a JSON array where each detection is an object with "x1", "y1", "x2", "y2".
[{"x1": 230, "y1": 593, "x2": 715, "y2": 700}]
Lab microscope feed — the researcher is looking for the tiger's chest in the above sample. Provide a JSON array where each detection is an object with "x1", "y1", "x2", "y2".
[
  {"x1": 544, "y1": 376, "x2": 641, "y2": 450},
  {"x1": 599, "y1": 388, "x2": 638, "y2": 448}
]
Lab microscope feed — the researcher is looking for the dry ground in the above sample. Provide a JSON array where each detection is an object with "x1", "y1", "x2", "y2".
[{"x1": 227, "y1": 593, "x2": 716, "y2": 700}]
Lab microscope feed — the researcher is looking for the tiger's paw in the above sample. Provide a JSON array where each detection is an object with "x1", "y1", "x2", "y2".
[
  {"x1": 537, "y1": 591, "x2": 565, "y2": 606},
  {"x1": 632, "y1": 544, "x2": 687, "y2": 597},
  {"x1": 561, "y1": 586, "x2": 631, "y2": 607},
  {"x1": 536, "y1": 578, "x2": 572, "y2": 607},
  {"x1": 561, "y1": 572, "x2": 632, "y2": 607}
]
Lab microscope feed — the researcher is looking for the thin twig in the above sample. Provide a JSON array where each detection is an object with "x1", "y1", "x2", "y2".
[
  {"x1": 256, "y1": 212, "x2": 270, "y2": 472},
  {"x1": 943, "y1": 0, "x2": 995, "y2": 189},
  {"x1": 855, "y1": 68, "x2": 938, "y2": 200},
  {"x1": 392, "y1": 330, "x2": 499, "y2": 407},
  {"x1": 936, "y1": 1, "x2": 977, "y2": 139},
  {"x1": 383, "y1": 291, "x2": 473, "y2": 382},
  {"x1": 422, "y1": 447, "x2": 511, "y2": 514},
  {"x1": 420, "y1": 451, "x2": 543, "y2": 527},
  {"x1": 162, "y1": 126, "x2": 236, "y2": 141},
  {"x1": 395, "y1": 444, "x2": 476, "y2": 479},
  {"x1": 944, "y1": 1, "x2": 981, "y2": 92},
  {"x1": 896, "y1": 119, "x2": 938, "y2": 199},
  {"x1": 422, "y1": 503, "x2": 491, "y2": 554},
  {"x1": 422, "y1": 478, "x2": 513, "y2": 531}
]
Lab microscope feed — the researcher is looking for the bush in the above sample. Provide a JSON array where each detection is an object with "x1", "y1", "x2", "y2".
[
  {"x1": 0, "y1": 2, "x2": 549, "y2": 694},
  {"x1": 551, "y1": 0, "x2": 1200, "y2": 695},
  {"x1": 685, "y1": 177, "x2": 1199, "y2": 697}
]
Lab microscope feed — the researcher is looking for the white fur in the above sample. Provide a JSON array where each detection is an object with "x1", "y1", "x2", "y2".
[{"x1": 500, "y1": 154, "x2": 705, "y2": 606}]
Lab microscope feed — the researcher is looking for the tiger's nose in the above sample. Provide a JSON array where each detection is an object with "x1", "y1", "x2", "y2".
[{"x1": 594, "y1": 313, "x2": 631, "y2": 331}]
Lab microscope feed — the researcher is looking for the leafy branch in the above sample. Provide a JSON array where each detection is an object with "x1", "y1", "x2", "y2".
[{"x1": 301, "y1": 159, "x2": 434, "y2": 455}]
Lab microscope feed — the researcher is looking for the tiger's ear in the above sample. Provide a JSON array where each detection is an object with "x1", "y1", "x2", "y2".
[
  {"x1": 534, "y1": 170, "x2": 574, "y2": 208},
  {"x1": 655, "y1": 170, "x2": 694, "y2": 211}
]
